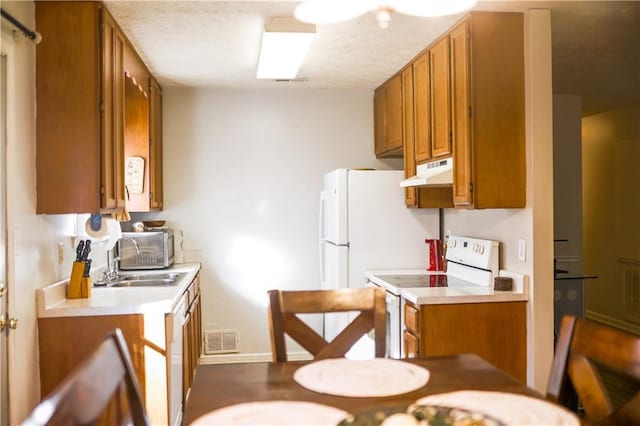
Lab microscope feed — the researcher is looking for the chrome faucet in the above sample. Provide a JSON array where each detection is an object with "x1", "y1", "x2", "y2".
[{"x1": 103, "y1": 248, "x2": 120, "y2": 282}]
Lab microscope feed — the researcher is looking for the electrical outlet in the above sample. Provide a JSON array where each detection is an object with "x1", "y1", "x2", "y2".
[{"x1": 518, "y1": 239, "x2": 526, "y2": 261}]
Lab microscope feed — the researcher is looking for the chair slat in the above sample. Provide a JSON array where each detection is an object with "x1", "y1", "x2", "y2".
[
  {"x1": 268, "y1": 287, "x2": 386, "y2": 362},
  {"x1": 279, "y1": 288, "x2": 376, "y2": 314},
  {"x1": 316, "y1": 312, "x2": 373, "y2": 359},
  {"x1": 284, "y1": 313, "x2": 328, "y2": 356},
  {"x1": 547, "y1": 315, "x2": 640, "y2": 424}
]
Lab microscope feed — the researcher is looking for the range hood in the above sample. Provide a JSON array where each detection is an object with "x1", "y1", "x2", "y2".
[{"x1": 400, "y1": 157, "x2": 453, "y2": 187}]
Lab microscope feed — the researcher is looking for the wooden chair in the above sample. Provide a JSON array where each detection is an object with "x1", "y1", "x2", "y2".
[
  {"x1": 23, "y1": 329, "x2": 149, "y2": 426},
  {"x1": 268, "y1": 287, "x2": 386, "y2": 362},
  {"x1": 546, "y1": 315, "x2": 640, "y2": 425}
]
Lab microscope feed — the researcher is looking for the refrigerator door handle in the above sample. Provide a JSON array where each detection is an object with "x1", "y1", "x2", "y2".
[
  {"x1": 319, "y1": 241, "x2": 325, "y2": 285},
  {"x1": 318, "y1": 190, "x2": 326, "y2": 242}
]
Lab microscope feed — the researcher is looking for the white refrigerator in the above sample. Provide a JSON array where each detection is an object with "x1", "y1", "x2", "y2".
[{"x1": 319, "y1": 169, "x2": 439, "y2": 343}]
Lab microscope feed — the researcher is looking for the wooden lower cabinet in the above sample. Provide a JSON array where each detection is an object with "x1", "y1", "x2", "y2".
[
  {"x1": 403, "y1": 300, "x2": 527, "y2": 383},
  {"x1": 38, "y1": 274, "x2": 202, "y2": 425},
  {"x1": 183, "y1": 274, "x2": 202, "y2": 404}
]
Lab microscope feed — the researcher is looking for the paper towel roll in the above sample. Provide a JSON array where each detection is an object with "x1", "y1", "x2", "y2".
[
  {"x1": 105, "y1": 218, "x2": 123, "y2": 250},
  {"x1": 85, "y1": 216, "x2": 122, "y2": 250}
]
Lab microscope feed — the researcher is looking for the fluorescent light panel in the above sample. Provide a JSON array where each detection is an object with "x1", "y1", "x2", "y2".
[{"x1": 256, "y1": 19, "x2": 315, "y2": 80}]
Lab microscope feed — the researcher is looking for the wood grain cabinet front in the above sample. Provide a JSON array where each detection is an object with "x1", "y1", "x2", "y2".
[
  {"x1": 402, "y1": 299, "x2": 527, "y2": 383},
  {"x1": 122, "y1": 44, "x2": 164, "y2": 212},
  {"x1": 183, "y1": 274, "x2": 202, "y2": 404},
  {"x1": 149, "y1": 78, "x2": 164, "y2": 210},
  {"x1": 374, "y1": 74, "x2": 404, "y2": 158},
  {"x1": 35, "y1": 1, "x2": 125, "y2": 214},
  {"x1": 35, "y1": 1, "x2": 164, "y2": 214},
  {"x1": 401, "y1": 66, "x2": 418, "y2": 208},
  {"x1": 450, "y1": 13, "x2": 525, "y2": 208}
]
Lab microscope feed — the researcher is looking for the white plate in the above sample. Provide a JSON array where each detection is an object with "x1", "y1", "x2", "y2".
[
  {"x1": 190, "y1": 401, "x2": 348, "y2": 426},
  {"x1": 294, "y1": 358, "x2": 430, "y2": 397},
  {"x1": 415, "y1": 391, "x2": 580, "y2": 425}
]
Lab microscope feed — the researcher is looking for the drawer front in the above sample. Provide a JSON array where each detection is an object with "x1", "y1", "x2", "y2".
[
  {"x1": 404, "y1": 302, "x2": 420, "y2": 334},
  {"x1": 403, "y1": 329, "x2": 420, "y2": 358}
]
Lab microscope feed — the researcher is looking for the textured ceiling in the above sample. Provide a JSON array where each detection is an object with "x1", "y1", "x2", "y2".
[
  {"x1": 104, "y1": 0, "x2": 461, "y2": 88},
  {"x1": 105, "y1": 0, "x2": 640, "y2": 112}
]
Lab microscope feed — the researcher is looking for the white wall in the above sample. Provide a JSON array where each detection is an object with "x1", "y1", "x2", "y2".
[
  {"x1": 583, "y1": 104, "x2": 640, "y2": 333},
  {"x1": 161, "y1": 88, "x2": 401, "y2": 358},
  {"x1": 1, "y1": 1, "x2": 96, "y2": 422},
  {"x1": 553, "y1": 95, "x2": 583, "y2": 274}
]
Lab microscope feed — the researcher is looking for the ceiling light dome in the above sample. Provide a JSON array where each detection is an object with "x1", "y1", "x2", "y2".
[{"x1": 294, "y1": 0, "x2": 477, "y2": 28}]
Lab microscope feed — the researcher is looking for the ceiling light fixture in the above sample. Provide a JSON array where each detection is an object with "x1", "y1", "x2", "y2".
[
  {"x1": 294, "y1": 0, "x2": 477, "y2": 29},
  {"x1": 256, "y1": 18, "x2": 315, "y2": 80}
]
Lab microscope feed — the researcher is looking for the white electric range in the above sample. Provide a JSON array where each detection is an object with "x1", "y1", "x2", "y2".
[{"x1": 366, "y1": 235, "x2": 516, "y2": 359}]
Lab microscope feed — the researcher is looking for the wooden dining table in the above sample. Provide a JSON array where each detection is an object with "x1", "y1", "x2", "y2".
[{"x1": 183, "y1": 353, "x2": 542, "y2": 424}]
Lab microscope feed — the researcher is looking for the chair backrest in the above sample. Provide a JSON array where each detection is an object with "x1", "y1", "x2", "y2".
[
  {"x1": 546, "y1": 315, "x2": 640, "y2": 425},
  {"x1": 23, "y1": 328, "x2": 149, "y2": 426},
  {"x1": 268, "y1": 287, "x2": 386, "y2": 362}
]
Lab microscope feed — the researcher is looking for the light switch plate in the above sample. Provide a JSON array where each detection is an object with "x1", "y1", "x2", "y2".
[{"x1": 518, "y1": 239, "x2": 526, "y2": 261}]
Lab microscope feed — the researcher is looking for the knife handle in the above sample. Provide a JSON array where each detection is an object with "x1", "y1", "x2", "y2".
[
  {"x1": 83, "y1": 259, "x2": 92, "y2": 277},
  {"x1": 76, "y1": 240, "x2": 84, "y2": 262}
]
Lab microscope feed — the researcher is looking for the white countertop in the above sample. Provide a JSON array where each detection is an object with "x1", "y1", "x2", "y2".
[
  {"x1": 365, "y1": 269, "x2": 529, "y2": 305},
  {"x1": 37, "y1": 263, "x2": 201, "y2": 318}
]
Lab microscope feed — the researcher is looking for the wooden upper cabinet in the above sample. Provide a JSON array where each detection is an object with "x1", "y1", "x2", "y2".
[
  {"x1": 430, "y1": 36, "x2": 452, "y2": 159},
  {"x1": 385, "y1": 74, "x2": 403, "y2": 155},
  {"x1": 374, "y1": 74, "x2": 403, "y2": 158},
  {"x1": 450, "y1": 20, "x2": 472, "y2": 206},
  {"x1": 413, "y1": 53, "x2": 431, "y2": 164},
  {"x1": 123, "y1": 70, "x2": 150, "y2": 212},
  {"x1": 105, "y1": 13, "x2": 127, "y2": 211},
  {"x1": 123, "y1": 43, "x2": 164, "y2": 212},
  {"x1": 35, "y1": 1, "x2": 130, "y2": 214},
  {"x1": 451, "y1": 13, "x2": 525, "y2": 208},
  {"x1": 401, "y1": 66, "x2": 417, "y2": 208},
  {"x1": 149, "y1": 78, "x2": 164, "y2": 210},
  {"x1": 374, "y1": 89, "x2": 386, "y2": 155}
]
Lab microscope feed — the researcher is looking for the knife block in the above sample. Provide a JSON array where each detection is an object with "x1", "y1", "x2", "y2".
[
  {"x1": 81, "y1": 276, "x2": 92, "y2": 298},
  {"x1": 67, "y1": 261, "x2": 86, "y2": 299}
]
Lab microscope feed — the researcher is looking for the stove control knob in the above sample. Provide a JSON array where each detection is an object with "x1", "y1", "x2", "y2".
[
  {"x1": 479, "y1": 245, "x2": 485, "y2": 254},
  {"x1": 473, "y1": 243, "x2": 478, "y2": 252}
]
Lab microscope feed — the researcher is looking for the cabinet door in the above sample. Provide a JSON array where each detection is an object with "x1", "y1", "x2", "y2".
[
  {"x1": 101, "y1": 11, "x2": 126, "y2": 211},
  {"x1": 385, "y1": 74, "x2": 403, "y2": 154},
  {"x1": 401, "y1": 66, "x2": 417, "y2": 208},
  {"x1": 430, "y1": 36, "x2": 452, "y2": 159},
  {"x1": 149, "y1": 78, "x2": 164, "y2": 210},
  {"x1": 182, "y1": 311, "x2": 192, "y2": 403},
  {"x1": 413, "y1": 53, "x2": 431, "y2": 163},
  {"x1": 373, "y1": 88, "x2": 386, "y2": 156},
  {"x1": 450, "y1": 20, "x2": 473, "y2": 206},
  {"x1": 403, "y1": 329, "x2": 419, "y2": 359},
  {"x1": 190, "y1": 293, "x2": 201, "y2": 382},
  {"x1": 124, "y1": 71, "x2": 150, "y2": 212}
]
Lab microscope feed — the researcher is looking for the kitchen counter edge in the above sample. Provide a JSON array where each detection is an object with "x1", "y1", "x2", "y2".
[
  {"x1": 36, "y1": 263, "x2": 201, "y2": 318},
  {"x1": 365, "y1": 269, "x2": 529, "y2": 305}
]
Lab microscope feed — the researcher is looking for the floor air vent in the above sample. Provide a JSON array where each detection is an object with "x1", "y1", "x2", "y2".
[{"x1": 205, "y1": 330, "x2": 239, "y2": 354}]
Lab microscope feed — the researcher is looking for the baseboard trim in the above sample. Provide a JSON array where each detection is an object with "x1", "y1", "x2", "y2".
[
  {"x1": 200, "y1": 351, "x2": 313, "y2": 365},
  {"x1": 585, "y1": 310, "x2": 640, "y2": 335}
]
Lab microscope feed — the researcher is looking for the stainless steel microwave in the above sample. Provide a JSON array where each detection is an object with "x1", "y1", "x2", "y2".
[{"x1": 118, "y1": 229, "x2": 174, "y2": 270}]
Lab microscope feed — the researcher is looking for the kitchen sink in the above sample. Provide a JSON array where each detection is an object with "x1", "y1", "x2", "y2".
[
  {"x1": 98, "y1": 272, "x2": 186, "y2": 288},
  {"x1": 117, "y1": 272, "x2": 184, "y2": 281}
]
